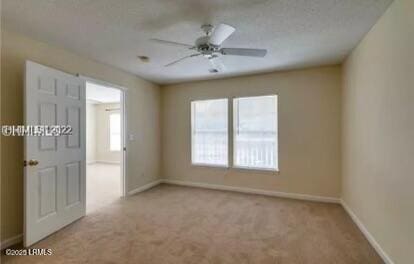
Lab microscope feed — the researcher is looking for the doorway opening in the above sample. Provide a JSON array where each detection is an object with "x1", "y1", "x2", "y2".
[{"x1": 85, "y1": 80, "x2": 125, "y2": 213}]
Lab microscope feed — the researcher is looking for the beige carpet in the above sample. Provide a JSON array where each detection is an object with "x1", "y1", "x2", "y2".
[
  {"x1": 86, "y1": 163, "x2": 121, "y2": 213},
  {"x1": 2, "y1": 184, "x2": 383, "y2": 264}
]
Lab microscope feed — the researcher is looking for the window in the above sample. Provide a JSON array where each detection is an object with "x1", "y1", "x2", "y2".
[
  {"x1": 233, "y1": 95, "x2": 278, "y2": 171},
  {"x1": 109, "y1": 113, "x2": 121, "y2": 151},
  {"x1": 191, "y1": 99, "x2": 228, "y2": 166}
]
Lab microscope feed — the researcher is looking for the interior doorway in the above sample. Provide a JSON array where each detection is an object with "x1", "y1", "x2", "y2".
[{"x1": 85, "y1": 80, "x2": 125, "y2": 213}]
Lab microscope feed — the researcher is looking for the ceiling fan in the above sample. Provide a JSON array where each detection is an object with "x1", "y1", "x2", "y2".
[{"x1": 150, "y1": 23, "x2": 267, "y2": 72}]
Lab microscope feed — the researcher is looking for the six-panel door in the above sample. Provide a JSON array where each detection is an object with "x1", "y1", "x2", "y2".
[{"x1": 24, "y1": 61, "x2": 86, "y2": 246}]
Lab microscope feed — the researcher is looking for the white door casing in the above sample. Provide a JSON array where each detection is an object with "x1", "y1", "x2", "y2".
[{"x1": 24, "y1": 61, "x2": 86, "y2": 246}]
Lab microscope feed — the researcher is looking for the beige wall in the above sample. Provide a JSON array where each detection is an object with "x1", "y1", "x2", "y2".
[
  {"x1": 161, "y1": 66, "x2": 342, "y2": 198},
  {"x1": 95, "y1": 103, "x2": 121, "y2": 163},
  {"x1": 1, "y1": 29, "x2": 161, "y2": 241},
  {"x1": 342, "y1": 0, "x2": 414, "y2": 263},
  {"x1": 87, "y1": 102, "x2": 121, "y2": 164}
]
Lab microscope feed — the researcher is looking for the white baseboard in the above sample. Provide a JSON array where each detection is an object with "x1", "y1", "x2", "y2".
[
  {"x1": 127, "y1": 180, "x2": 162, "y2": 196},
  {"x1": 341, "y1": 200, "x2": 394, "y2": 264},
  {"x1": 1, "y1": 234, "x2": 23, "y2": 250},
  {"x1": 94, "y1": 160, "x2": 120, "y2": 165},
  {"x1": 161, "y1": 179, "x2": 340, "y2": 203},
  {"x1": 126, "y1": 178, "x2": 340, "y2": 204}
]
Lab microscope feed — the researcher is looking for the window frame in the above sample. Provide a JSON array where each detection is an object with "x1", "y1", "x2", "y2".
[
  {"x1": 189, "y1": 95, "x2": 279, "y2": 172},
  {"x1": 232, "y1": 95, "x2": 279, "y2": 172},
  {"x1": 190, "y1": 98, "x2": 229, "y2": 168}
]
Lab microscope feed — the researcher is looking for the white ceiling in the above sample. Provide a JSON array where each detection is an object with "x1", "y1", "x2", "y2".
[
  {"x1": 86, "y1": 82, "x2": 120, "y2": 104},
  {"x1": 3, "y1": 0, "x2": 393, "y2": 84}
]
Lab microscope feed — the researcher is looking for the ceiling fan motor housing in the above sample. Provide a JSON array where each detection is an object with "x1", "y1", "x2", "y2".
[{"x1": 196, "y1": 36, "x2": 220, "y2": 55}]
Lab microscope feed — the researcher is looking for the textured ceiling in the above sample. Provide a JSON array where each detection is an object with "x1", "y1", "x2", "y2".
[
  {"x1": 3, "y1": 0, "x2": 393, "y2": 84},
  {"x1": 86, "y1": 82, "x2": 120, "y2": 104}
]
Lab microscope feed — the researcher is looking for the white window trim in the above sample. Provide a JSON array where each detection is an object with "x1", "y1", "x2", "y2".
[
  {"x1": 190, "y1": 98, "x2": 229, "y2": 167},
  {"x1": 191, "y1": 163, "x2": 229, "y2": 169},
  {"x1": 232, "y1": 165, "x2": 279, "y2": 173},
  {"x1": 232, "y1": 95, "x2": 279, "y2": 172}
]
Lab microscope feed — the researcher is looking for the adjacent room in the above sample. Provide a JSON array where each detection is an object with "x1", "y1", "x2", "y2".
[
  {"x1": 85, "y1": 82, "x2": 124, "y2": 213},
  {"x1": 1, "y1": 0, "x2": 412, "y2": 263}
]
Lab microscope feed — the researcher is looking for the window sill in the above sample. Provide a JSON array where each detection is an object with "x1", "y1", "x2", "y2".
[
  {"x1": 191, "y1": 163, "x2": 229, "y2": 169},
  {"x1": 232, "y1": 166, "x2": 279, "y2": 174},
  {"x1": 191, "y1": 163, "x2": 279, "y2": 174}
]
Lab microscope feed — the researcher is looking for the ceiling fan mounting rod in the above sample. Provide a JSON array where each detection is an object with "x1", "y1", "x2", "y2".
[{"x1": 201, "y1": 24, "x2": 214, "y2": 36}]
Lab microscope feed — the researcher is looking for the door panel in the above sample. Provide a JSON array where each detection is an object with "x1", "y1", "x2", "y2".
[
  {"x1": 66, "y1": 83, "x2": 81, "y2": 100},
  {"x1": 38, "y1": 166, "x2": 57, "y2": 218},
  {"x1": 66, "y1": 107, "x2": 81, "y2": 148},
  {"x1": 65, "y1": 161, "x2": 81, "y2": 207},
  {"x1": 38, "y1": 76, "x2": 57, "y2": 95},
  {"x1": 25, "y1": 61, "x2": 86, "y2": 246},
  {"x1": 39, "y1": 102, "x2": 58, "y2": 150}
]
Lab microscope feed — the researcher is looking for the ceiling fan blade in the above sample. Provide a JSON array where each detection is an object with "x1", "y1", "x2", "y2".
[
  {"x1": 209, "y1": 57, "x2": 226, "y2": 72},
  {"x1": 220, "y1": 48, "x2": 267, "y2": 57},
  {"x1": 209, "y1": 23, "x2": 235, "y2": 46},
  {"x1": 150, "y1": 38, "x2": 194, "y2": 48},
  {"x1": 165, "y1": 53, "x2": 201, "y2": 67}
]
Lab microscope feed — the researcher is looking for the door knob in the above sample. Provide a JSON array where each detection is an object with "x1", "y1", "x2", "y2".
[{"x1": 27, "y1": 159, "x2": 39, "y2": 166}]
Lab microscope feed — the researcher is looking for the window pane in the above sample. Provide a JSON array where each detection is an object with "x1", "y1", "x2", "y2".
[
  {"x1": 234, "y1": 95, "x2": 278, "y2": 170},
  {"x1": 110, "y1": 135, "x2": 121, "y2": 151},
  {"x1": 191, "y1": 99, "x2": 228, "y2": 166},
  {"x1": 110, "y1": 113, "x2": 121, "y2": 151}
]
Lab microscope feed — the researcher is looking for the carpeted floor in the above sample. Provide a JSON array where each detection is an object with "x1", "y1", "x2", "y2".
[
  {"x1": 2, "y1": 184, "x2": 383, "y2": 264},
  {"x1": 86, "y1": 163, "x2": 121, "y2": 213}
]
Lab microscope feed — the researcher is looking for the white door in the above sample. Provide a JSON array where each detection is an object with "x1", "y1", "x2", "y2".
[{"x1": 24, "y1": 61, "x2": 86, "y2": 246}]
